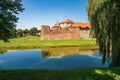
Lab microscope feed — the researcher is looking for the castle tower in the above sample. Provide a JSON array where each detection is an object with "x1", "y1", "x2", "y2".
[
  {"x1": 55, "y1": 21, "x2": 60, "y2": 26},
  {"x1": 60, "y1": 17, "x2": 73, "y2": 28},
  {"x1": 41, "y1": 25, "x2": 50, "y2": 34}
]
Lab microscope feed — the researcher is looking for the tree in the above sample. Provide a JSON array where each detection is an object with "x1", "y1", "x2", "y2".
[
  {"x1": 16, "y1": 29, "x2": 23, "y2": 37},
  {"x1": 29, "y1": 27, "x2": 38, "y2": 36},
  {"x1": 23, "y1": 29, "x2": 29, "y2": 36},
  {"x1": 87, "y1": 0, "x2": 120, "y2": 67},
  {"x1": 10, "y1": 26, "x2": 17, "y2": 38},
  {"x1": 0, "y1": 0, "x2": 24, "y2": 42}
]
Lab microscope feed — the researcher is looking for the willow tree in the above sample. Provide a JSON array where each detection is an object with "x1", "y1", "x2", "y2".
[{"x1": 87, "y1": 0, "x2": 120, "y2": 67}]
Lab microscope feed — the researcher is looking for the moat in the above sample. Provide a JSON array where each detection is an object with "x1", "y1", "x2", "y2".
[{"x1": 0, "y1": 49, "x2": 109, "y2": 70}]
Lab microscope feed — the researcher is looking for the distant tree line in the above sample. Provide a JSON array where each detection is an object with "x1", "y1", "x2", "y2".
[{"x1": 11, "y1": 27, "x2": 41, "y2": 38}]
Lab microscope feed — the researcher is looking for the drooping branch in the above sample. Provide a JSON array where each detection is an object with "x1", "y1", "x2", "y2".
[{"x1": 87, "y1": 0, "x2": 120, "y2": 66}]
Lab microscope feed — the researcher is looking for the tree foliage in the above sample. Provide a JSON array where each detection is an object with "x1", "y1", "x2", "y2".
[
  {"x1": 16, "y1": 29, "x2": 23, "y2": 37},
  {"x1": 23, "y1": 29, "x2": 29, "y2": 36},
  {"x1": 30, "y1": 27, "x2": 38, "y2": 36},
  {"x1": 0, "y1": 0, "x2": 24, "y2": 42},
  {"x1": 87, "y1": 0, "x2": 120, "y2": 67}
]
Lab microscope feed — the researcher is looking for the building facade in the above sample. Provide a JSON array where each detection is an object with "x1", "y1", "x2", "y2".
[{"x1": 41, "y1": 18, "x2": 90, "y2": 40}]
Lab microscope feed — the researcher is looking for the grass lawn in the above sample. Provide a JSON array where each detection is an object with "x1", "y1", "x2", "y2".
[
  {"x1": 0, "y1": 36, "x2": 98, "y2": 50},
  {"x1": 0, "y1": 68, "x2": 120, "y2": 80}
]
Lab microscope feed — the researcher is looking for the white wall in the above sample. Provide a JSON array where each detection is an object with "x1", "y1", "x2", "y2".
[{"x1": 60, "y1": 23, "x2": 72, "y2": 28}]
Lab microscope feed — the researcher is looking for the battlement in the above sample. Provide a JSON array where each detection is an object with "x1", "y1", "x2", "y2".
[
  {"x1": 41, "y1": 25, "x2": 50, "y2": 34},
  {"x1": 41, "y1": 18, "x2": 90, "y2": 40},
  {"x1": 41, "y1": 25, "x2": 81, "y2": 40}
]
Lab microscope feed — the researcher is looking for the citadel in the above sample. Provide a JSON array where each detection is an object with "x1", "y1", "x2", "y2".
[{"x1": 41, "y1": 18, "x2": 90, "y2": 40}]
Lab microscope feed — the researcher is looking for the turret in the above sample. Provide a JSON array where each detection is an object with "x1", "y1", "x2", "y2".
[{"x1": 41, "y1": 25, "x2": 50, "y2": 34}]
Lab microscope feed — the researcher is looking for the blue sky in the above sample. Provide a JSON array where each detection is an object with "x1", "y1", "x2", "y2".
[{"x1": 17, "y1": 0, "x2": 88, "y2": 29}]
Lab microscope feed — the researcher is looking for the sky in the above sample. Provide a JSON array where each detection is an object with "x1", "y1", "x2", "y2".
[{"x1": 16, "y1": 0, "x2": 89, "y2": 30}]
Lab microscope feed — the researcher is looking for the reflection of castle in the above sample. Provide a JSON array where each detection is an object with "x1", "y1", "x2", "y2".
[
  {"x1": 41, "y1": 17, "x2": 90, "y2": 40},
  {"x1": 41, "y1": 47, "x2": 94, "y2": 58},
  {"x1": 42, "y1": 51, "x2": 63, "y2": 59}
]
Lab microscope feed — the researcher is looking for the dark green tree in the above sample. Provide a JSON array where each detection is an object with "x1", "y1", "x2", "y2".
[
  {"x1": 0, "y1": 0, "x2": 24, "y2": 42},
  {"x1": 10, "y1": 26, "x2": 17, "y2": 38},
  {"x1": 30, "y1": 27, "x2": 38, "y2": 36},
  {"x1": 87, "y1": 0, "x2": 120, "y2": 67},
  {"x1": 16, "y1": 29, "x2": 23, "y2": 37},
  {"x1": 23, "y1": 29, "x2": 29, "y2": 36}
]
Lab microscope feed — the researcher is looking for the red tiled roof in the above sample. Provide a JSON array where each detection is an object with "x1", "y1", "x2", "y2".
[{"x1": 72, "y1": 22, "x2": 90, "y2": 28}]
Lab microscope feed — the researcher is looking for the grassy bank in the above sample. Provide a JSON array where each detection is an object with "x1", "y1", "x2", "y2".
[
  {"x1": 0, "y1": 36, "x2": 98, "y2": 50},
  {"x1": 0, "y1": 68, "x2": 120, "y2": 80}
]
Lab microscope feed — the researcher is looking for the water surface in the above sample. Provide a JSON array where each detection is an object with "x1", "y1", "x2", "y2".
[{"x1": 0, "y1": 49, "x2": 109, "y2": 70}]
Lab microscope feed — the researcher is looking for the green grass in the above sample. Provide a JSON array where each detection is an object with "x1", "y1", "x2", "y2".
[
  {"x1": 0, "y1": 68, "x2": 120, "y2": 80},
  {"x1": 0, "y1": 36, "x2": 98, "y2": 50}
]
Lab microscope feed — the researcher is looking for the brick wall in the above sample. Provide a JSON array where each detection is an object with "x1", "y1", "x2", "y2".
[
  {"x1": 41, "y1": 25, "x2": 81, "y2": 40},
  {"x1": 80, "y1": 28, "x2": 90, "y2": 38},
  {"x1": 41, "y1": 25, "x2": 90, "y2": 40}
]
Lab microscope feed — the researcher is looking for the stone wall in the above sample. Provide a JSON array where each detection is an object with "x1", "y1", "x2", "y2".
[
  {"x1": 41, "y1": 25, "x2": 81, "y2": 40},
  {"x1": 80, "y1": 28, "x2": 90, "y2": 38}
]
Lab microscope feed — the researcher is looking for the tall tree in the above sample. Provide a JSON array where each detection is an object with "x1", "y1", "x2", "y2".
[
  {"x1": 0, "y1": 0, "x2": 24, "y2": 42},
  {"x1": 87, "y1": 0, "x2": 120, "y2": 67}
]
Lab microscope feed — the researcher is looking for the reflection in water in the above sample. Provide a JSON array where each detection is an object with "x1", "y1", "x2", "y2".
[
  {"x1": 42, "y1": 51, "x2": 64, "y2": 59},
  {"x1": 42, "y1": 50, "x2": 102, "y2": 59},
  {"x1": 41, "y1": 47, "x2": 95, "y2": 58},
  {"x1": 0, "y1": 47, "x2": 110, "y2": 69},
  {"x1": 0, "y1": 50, "x2": 7, "y2": 54},
  {"x1": 42, "y1": 47, "x2": 112, "y2": 65},
  {"x1": 42, "y1": 51, "x2": 51, "y2": 58}
]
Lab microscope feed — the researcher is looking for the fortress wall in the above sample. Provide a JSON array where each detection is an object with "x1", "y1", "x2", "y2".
[
  {"x1": 41, "y1": 25, "x2": 80, "y2": 40},
  {"x1": 41, "y1": 25, "x2": 50, "y2": 34},
  {"x1": 80, "y1": 29, "x2": 90, "y2": 38}
]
